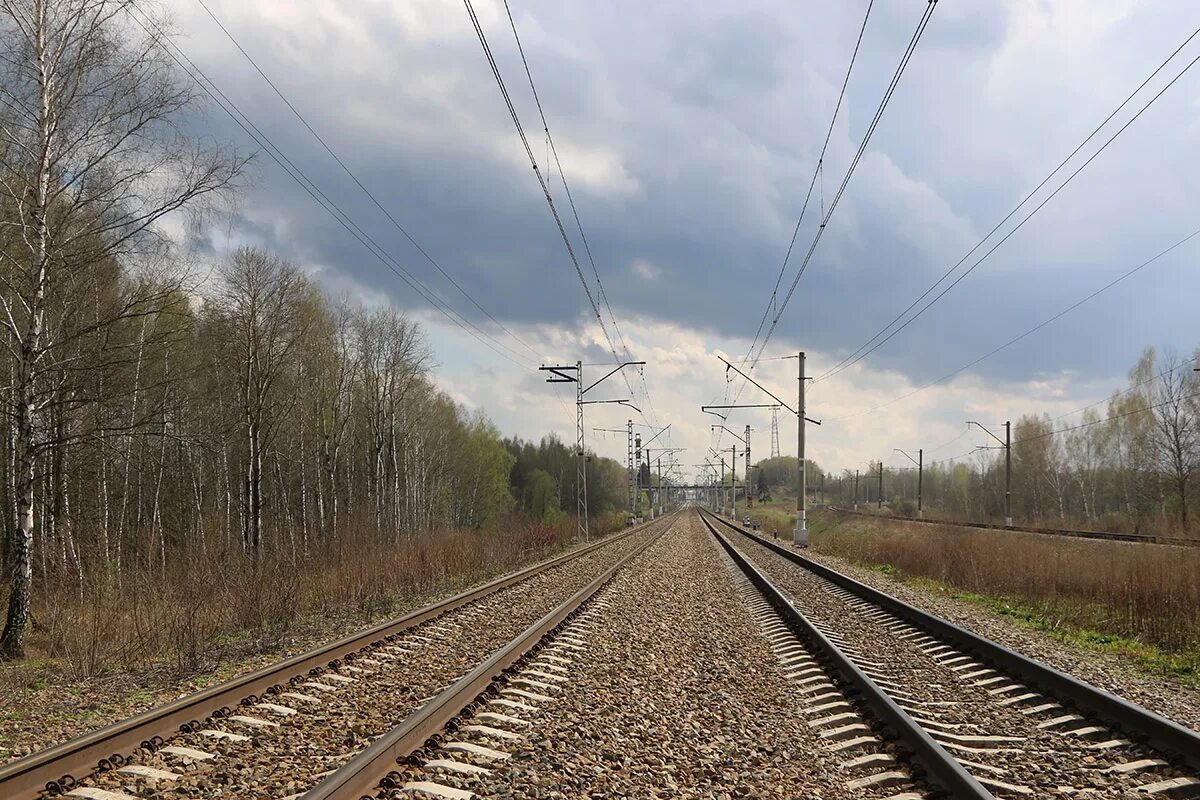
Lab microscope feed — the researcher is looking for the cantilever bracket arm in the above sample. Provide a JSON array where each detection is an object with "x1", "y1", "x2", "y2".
[
  {"x1": 893, "y1": 448, "x2": 920, "y2": 468},
  {"x1": 704, "y1": 404, "x2": 819, "y2": 425},
  {"x1": 539, "y1": 364, "x2": 578, "y2": 383},
  {"x1": 717, "y1": 355, "x2": 796, "y2": 414},
  {"x1": 710, "y1": 424, "x2": 749, "y2": 445},
  {"x1": 581, "y1": 398, "x2": 642, "y2": 413},
  {"x1": 582, "y1": 361, "x2": 646, "y2": 395},
  {"x1": 967, "y1": 421, "x2": 1007, "y2": 447}
]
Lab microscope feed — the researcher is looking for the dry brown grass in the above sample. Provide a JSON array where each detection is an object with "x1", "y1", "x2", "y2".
[
  {"x1": 813, "y1": 511, "x2": 1200, "y2": 655},
  {"x1": 16, "y1": 519, "x2": 576, "y2": 680}
]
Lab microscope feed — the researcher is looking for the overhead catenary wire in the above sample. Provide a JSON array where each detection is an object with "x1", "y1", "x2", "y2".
[
  {"x1": 191, "y1": 0, "x2": 550, "y2": 367},
  {"x1": 1047, "y1": 354, "x2": 1199, "y2": 425},
  {"x1": 713, "y1": 0, "x2": 935, "y2": 457},
  {"x1": 817, "y1": 25, "x2": 1200, "y2": 384},
  {"x1": 463, "y1": 0, "x2": 665, "y2": 443},
  {"x1": 892, "y1": 388, "x2": 1200, "y2": 472},
  {"x1": 744, "y1": 0, "x2": 875, "y2": 358},
  {"x1": 1016, "y1": 390, "x2": 1200, "y2": 445},
  {"x1": 755, "y1": 0, "x2": 938, "y2": 359},
  {"x1": 497, "y1": 0, "x2": 662, "y2": 431},
  {"x1": 124, "y1": 3, "x2": 541, "y2": 374}
]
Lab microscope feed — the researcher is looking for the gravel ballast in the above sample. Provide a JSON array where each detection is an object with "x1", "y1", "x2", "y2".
[
  {"x1": 59, "y1": 520, "x2": 668, "y2": 800},
  {"x1": 396, "y1": 512, "x2": 880, "y2": 799},
  {"x1": 803, "y1": 545, "x2": 1200, "y2": 733},
  {"x1": 724, "y1": 520, "x2": 1200, "y2": 797}
]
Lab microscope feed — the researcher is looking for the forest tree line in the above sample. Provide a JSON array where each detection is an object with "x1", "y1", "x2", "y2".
[
  {"x1": 757, "y1": 348, "x2": 1199, "y2": 536},
  {"x1": 0, "y1": 0, "x2": 628, "y2": 659}
]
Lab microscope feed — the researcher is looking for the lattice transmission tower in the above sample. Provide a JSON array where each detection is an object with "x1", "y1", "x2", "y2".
[{"x1": 770, "y1": 407, "x2": 781, "y2": 458}]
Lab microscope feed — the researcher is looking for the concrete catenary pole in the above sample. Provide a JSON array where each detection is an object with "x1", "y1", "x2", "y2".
[
  {"x1": 724, "y1": 441, "x2": 734, "y2": 522},
  {"x1": 878, "y1": 461, "x2": 883, "y2": 510},
  {"x1": 854, "y1": 469, "x2": 860, "y2": 512},
  {"x1": 1005, "y1": 420, "x2": 1012, "y2": 527},
  {"x1": 795, "y1": 351, "x2": 808, "y2": 547},
  {"x1": 917, "y1": 448, "x2": 924, "y2": 518}
]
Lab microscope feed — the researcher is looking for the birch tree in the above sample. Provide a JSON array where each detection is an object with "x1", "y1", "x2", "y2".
[
  {"x1": 216, "y1": 247, "x2": 309, "y2": 553},
  {"x1": 0, "y1": 0, "x2": 243, "y2": 658}
]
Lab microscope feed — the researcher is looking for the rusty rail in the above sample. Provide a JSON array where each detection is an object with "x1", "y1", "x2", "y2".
[
  {"x1": 301, "y1": 513, "x2": 674, "y2": 799},
  {"x1": 705, "y1": 508, "x2": 1200, "y2": 772},
  {"x1": 0, "y1": 515, "x2": 667, "y2": 800}
]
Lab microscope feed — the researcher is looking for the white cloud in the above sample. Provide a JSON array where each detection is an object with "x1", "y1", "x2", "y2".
[{"x1": 420, "y1": 312, "x2": 1117, "y2": 483}]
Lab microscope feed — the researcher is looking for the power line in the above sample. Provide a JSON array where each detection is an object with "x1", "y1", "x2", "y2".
[
  {"x1": 461, "y1": 0, "x2": 599, "y2": 317},
  {"x1": 1047, "y1": 354, "x2": 1199, "y2": 426},
  {"x1": 903, "y1": 388, "x2": 1200, "y2": 469},
  {"x1": 1017, "y1": 390, "x2": 1200, "y2": 446},
  {"x1": 126, "y1": 3, "x2": 540, "y2": 372},
  {"x1": 756, "y1": 0, "x2": 938, "y2": 359},
  {"x1": 192, "y1": 0, "x2": 549, "y2": 367},
  {"x1": 822, "y1": 225, "x2": 1200, "y2": 423},
  {"x1": 817, "y1": 26, "x2": 1200, "y2": 383}
]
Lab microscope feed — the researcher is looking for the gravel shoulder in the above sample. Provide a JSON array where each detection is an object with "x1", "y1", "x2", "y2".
[
  {"x1": 469, "y1": 511, "x2": 856, "y2": 799},
  {"x1": 801, "y1": 546, "x2": 1200, "y2": 734}
]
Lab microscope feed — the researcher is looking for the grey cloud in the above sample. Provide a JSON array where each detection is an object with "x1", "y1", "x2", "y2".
[{"x1": 169, "y1": 0, "x2": 1200, "y2": 400}]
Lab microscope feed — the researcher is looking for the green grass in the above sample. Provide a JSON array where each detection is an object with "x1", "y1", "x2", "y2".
[{"x1": 869, "y1": 565, "x2": 1200, "y2": 686}]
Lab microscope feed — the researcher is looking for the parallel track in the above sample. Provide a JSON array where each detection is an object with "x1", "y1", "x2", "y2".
[
  {"x1": 0, "y1": 516, "x2": 668, "y2": 800},
  {"x1": 700, "y1": 510, "x2": 992, "y2": 798},
  {"x1": 829, "y1": 506, "x2": 1200, "y2": 547},
  {"x1": 705, "y1": 508, "x2": 1200, "y2": 797}
]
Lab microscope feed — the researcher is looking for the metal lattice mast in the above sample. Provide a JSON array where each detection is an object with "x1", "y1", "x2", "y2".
[
  {"x1": 576, "y1": 361, "x2": 588, "y2": 542},
  {"x1": 634, "y1": 434, "x2": 643, "y2": 519},
  {"x1": 770, "y1": 407, "x2": 781, "y2": 458},
  {"x1": 745, "y1": 424, "x2": 752, "y2": 505},
  {"x1": 541, "y1": 359, "x2": 644, "y2": 536},
  {"x1": 626, "y1": 419, "x2": 634, "y2": 520}
]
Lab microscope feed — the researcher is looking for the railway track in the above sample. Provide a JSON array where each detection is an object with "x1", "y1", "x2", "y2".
[
  {"x1": 703, "y1": 508, "x2": 1200, "y2": 798},
  {"x1": 315, "y1": 509, "x2": 951, "y2": 799},
  {"x1": 0, "y1": 515, "x2": 674, "y2": 800},
  {"x1": 828, "y1": 506, "x2": 1200, "y2": 548}
]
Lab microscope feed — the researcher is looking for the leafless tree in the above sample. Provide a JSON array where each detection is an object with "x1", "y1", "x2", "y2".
[
  {"x1": 0, "y1": 0, "x2": 244, "y2": 658},
  {"x1": 216, "y1": 247, "x2": 309, "y2": 553},
  {"x1": 1148, "y1": 350, "x2": 1199, "y2": 529}
]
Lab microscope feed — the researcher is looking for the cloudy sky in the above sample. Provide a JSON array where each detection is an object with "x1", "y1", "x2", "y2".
[{"x1": 160, "y1": 0, "x2": 1200, "y2": 481}]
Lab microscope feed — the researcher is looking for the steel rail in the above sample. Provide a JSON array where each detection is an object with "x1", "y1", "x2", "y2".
[
  {"x1": 0, "y1": 516, "x2": 665, "y2": 800},
  {"x1": 828, "y1": 506, "x2": 1200, "y2": 548},
  {"x1": 699, "y1": 512, "x2": 994, "y2": 799},
  {"x1": 704, "y1": 508, "x2": 1200, "y2": 772},
  {"x1": 301, "y1": 512, "x2": 676, "y2": 800}
]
